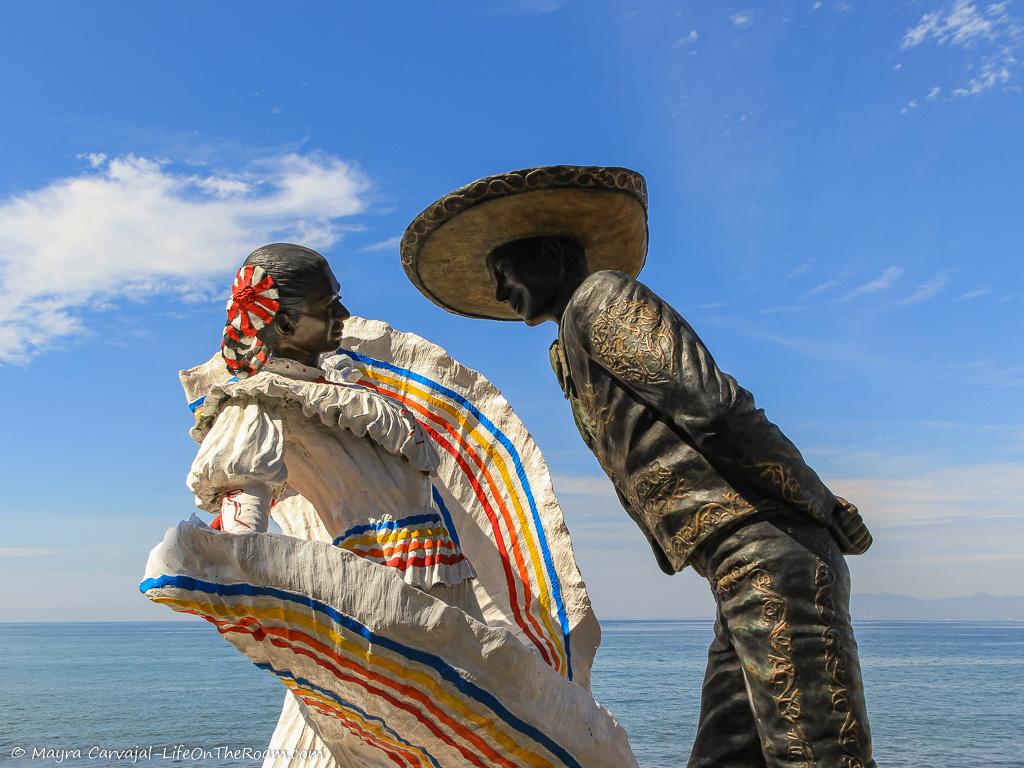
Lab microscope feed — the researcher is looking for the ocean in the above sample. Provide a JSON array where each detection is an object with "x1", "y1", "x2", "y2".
[{"x1": 1, "y1": 621, "x2": 1020, "y2": 767}]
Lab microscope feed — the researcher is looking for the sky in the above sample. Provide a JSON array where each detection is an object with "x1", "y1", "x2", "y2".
[{"x1": 0, "y1": 0, "x2": 1021, "y2": 621}]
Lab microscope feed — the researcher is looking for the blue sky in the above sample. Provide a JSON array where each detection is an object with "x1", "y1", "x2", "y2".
[{"x1": 0, "y1": 0, "x2": 1021, "y2": 620}]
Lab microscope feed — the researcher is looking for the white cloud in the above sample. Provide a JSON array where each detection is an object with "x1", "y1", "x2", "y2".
[
  {"x1": 194, "y1": 176, "x2": 253, "y2": 198},
  {"x1": 554, "y1": 462, "x2": 1024, "y2": 609},
  {"x1": 956, "y1": 286, "x2": 991, "y2": 300},
  {"x1": 492, "y1": 0, "x2": 565, "y2": 13},
  {"x1": 559, "y1": 461, "x2": 1024, "y2": 531},
  {"x1": 803, "y1": 278, "x2": 840, "y2": 299},
  {"x1": 901, "y1": 98, "x2": 920, "y2": 113},
  {"x1": 903, "y1": 0, "x2": 998, "y2": 48},
  {"x1": 897, "y1": 270, "x2": 951, "y2": 304},
  {"x1": 76, "y1": 152, "x2": 107, "y2": 168},
  {"x1": 953, "y1": 359, "x2": 1024, "y2": 386},
  {"x1": 927, "y1": 85, "x2": 943, "y2": 100},
  {"x1": 674, "y1": 30, "x2": 699, "y2": 48},
  {"x1": 0, "y1": 151, "x2": 369, "y2": 363},
  {"x1": 831, "y1": 463, "x2": 1024, "y2": 527},
  {"x1": 841, "y1": 266, "x2": 904, "y2": 300},
  {"x1": 730, "y1": 10, "x2": 755, "y2": 28},
  {"x1": 900, "y1": 1, "x2": 1023, "y2": 98},
  {"x1": 359, "y1": 235, "x2": 402, "y2": 253},
  {"x1": 788, "y1": 259, "x2": 814, "y2": 278},
  {"x1": 953, "y1": 56, "x2": 1013, "y2": 95}
]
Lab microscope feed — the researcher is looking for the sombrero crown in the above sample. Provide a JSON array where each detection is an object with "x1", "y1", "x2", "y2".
[{"x1": 401, "y1": 165, "x2": 648, "y2": 320}]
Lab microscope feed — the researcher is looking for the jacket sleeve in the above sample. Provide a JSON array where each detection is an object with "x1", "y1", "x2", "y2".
[
  {"x1": 564, "y1": 271, "x2": 839, "y2": 528},
  {"x1": 187, "y1": 399, "x2": 287, "y2": 532}
]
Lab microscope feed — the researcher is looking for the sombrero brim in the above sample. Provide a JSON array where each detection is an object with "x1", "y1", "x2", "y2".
[{"x1": 401, "y1": 165, "x2": 648, "y2": 320}]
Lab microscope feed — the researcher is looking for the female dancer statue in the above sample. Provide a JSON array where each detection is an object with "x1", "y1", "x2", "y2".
[{"x1": 142, "y1": 243, "x2": 636, "y2": 768}]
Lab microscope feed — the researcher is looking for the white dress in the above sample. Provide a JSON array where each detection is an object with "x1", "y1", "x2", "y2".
[
  {"x1": 142, "y1": 318, "x2": 637, "y2": 768},
  {"x1": 185, "y1": 357, "x2": 481, "y2": 766}
]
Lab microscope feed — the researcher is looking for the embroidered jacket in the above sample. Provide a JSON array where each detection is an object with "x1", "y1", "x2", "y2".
[{"x1": 552, "y1": 270, "x2": 869, "y2": 573}]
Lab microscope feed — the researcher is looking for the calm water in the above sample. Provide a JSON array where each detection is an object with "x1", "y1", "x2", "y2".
[{"x1": 1, "y1": 621, "x2": 1021, "y2": 767}]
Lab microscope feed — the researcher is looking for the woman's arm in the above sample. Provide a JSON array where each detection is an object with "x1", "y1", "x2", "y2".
[{"x1": 187, "y1": 400, "x2": 287, "y2": 534}]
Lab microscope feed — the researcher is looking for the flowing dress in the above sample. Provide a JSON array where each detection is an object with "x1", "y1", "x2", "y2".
[{"x1": 141, "y1": 317, "x2": 637, "y2": 768}]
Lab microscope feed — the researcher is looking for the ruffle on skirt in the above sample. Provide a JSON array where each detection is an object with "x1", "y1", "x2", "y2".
[
  {"x1": 331, "y1": 510, "x2": 477, "y2": 590},
  {"x1": 140, "y1": 518, "x2": 637, "y2": 768}
]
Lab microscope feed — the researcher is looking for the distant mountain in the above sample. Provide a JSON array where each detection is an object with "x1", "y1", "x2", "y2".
[{"x1": 852, "y1": 592, "x2": 1024, "y2": 621}]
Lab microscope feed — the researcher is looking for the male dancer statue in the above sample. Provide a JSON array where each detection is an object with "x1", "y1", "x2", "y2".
[{"x1": 401, "y1": 166, "x2": 875, "y2": 767}]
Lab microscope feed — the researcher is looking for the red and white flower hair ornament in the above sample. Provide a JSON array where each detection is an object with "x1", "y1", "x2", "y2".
[
  {"x1": 221, "y1": 264, "x2": 280, "y2": 378},
  {"x1": 227, "y1": 264, "x2": 280, "y2": 335}
]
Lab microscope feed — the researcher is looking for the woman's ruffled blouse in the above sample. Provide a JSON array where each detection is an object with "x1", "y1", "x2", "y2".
[
  {"x1": 186, "y1": 357, "x2": 473, "y2": 589},
  {"x1": 191, "y1": 358, "x2": 439, "y2": 473}
]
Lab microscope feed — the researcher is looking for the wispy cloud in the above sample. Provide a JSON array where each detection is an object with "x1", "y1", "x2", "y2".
[
  {"x1": 831, "y1": 462, "x2": 1024, "y2": 527},
  {"x1": 674, "y1": 30, "x2": 699, "y2": 48},
  {"x1": 557, "y1": 460, "x2": 1024, "y2": 531},
  {"x1": 359, "y1": 235, "x2": 401, "y2": 253},
  {"x1": 0, "y1": 152, "x2": 369, "y2": 363},
  {"x1": 788, "y1": 259, "x2": 814, "y2": 278},
  {"x1": 900, "y1": 1, "x2": 1023, "y2": 99},
  {"x1": 902, "y1": 1, "x2": 1000, "y2": 48},
  {"x1": 706, "y1": 316, "x2": 878, "y2": 366},
  {"x1": 897, "y1": 270, "x2": 951, "y2": 305},
  {"x1": 554, "y1": 460, "x2": 1024, "y2": 603},
  {"x1": 956, "y1": 286, "x2": 991, "y2": 301},
  {"x1": 951, "y1": 359, "x2": 1024, "y2": 386},
  {"x1": 803, "y1": 278, "x2": 839, "y2": 299},
  {"x1": 491, "y1": 0, "x2": 565, "y2": 13},
  {"x1": 840, "y1": 266, "x2": 904, "y2": 301},
  {"x1": 76, "y1": 152, "x2": 107, "y2": 168},
  {"x1": 730, "y1": 10, "x2": 755, "y2": 28}
]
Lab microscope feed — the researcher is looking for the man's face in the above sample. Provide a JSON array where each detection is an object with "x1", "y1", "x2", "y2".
[
  {"x1": 284, "y1": 265, "x2": 350, "y2": 356},
  {"x1": 486, "y1": 240, "x2": 563, "y2": 326}
]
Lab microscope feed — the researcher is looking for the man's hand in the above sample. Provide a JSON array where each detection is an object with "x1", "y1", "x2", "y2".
[{"x1": 830, "y1": 496, "x2": 873, "y2": 555}]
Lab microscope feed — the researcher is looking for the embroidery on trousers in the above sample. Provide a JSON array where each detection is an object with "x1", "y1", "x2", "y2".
[
  {"x1": 814, "y1": 562, "x2": 868, "y2": 768},
  {"x1": 749, "y1": 567, "x2": 814, "y2": 767},
  {"x1": 589, "y1": 298, "x2": 676, "y2": 385},
  {"x1": 713, "y1": 560, "x2": 759, "y2": 597}
]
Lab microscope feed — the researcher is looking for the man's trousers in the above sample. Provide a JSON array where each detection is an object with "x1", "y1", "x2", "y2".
[{"x1": 688, "y1": 512, "x2": 875, "y2": 768}]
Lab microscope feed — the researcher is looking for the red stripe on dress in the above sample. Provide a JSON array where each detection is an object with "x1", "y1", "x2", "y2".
[
  {"x1": 348, "y1": 550, "x2": 468, "y2": 570},
  {"x1": 201, "y1": 613, "x2": 526, "y2": 768},
  {"x1": 358, "y1": 378, "x2": 558, "y2": 670},
  {"x1": 300, "y1": 697, "x2": 412, "y2": 768},
  {"x1": 338, "y1": 538, "x2": 462, "y2": 558}
]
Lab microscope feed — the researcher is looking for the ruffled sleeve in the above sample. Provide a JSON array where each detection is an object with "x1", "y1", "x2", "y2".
[{"x1": 187, "y1": 400, "x2": 287, "y2": 514}]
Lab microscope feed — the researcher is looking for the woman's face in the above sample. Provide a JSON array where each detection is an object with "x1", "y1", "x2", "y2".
[{"x1": 276, "y1": 265, "x2": 351, "y2": 361}]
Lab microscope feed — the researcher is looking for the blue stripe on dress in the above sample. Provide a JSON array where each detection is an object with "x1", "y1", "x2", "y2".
[
  {"x1": 140, "y1": 574, "x2": 582, "y2": 768},
  {"x1": 340, "y1": 348, "x2": 574, "y2": 681},
  {"x1": 333, "y1": 512, "x2": 444, "y2": 545}
]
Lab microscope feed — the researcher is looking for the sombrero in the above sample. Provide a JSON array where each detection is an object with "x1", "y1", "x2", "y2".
[{"x1": 401, "y1": 165, "x2": 648, "y2": 320}]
